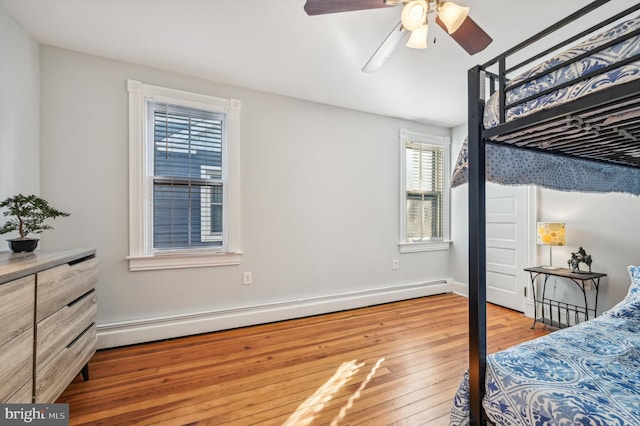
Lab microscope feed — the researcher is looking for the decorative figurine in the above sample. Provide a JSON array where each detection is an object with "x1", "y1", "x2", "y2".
[{"x1": 567, "y1": 247, "x2": 592, "y2": 273}]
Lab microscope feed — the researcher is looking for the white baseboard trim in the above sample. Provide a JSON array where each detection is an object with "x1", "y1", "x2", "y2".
[
  {"x1": 523, "y1": 299, "x2": 535, "y2": 319},
  {"x1": 449, "y1": 280, "x2": 468, "y2": 297},
  {"x1": 97, "y1": 279, "x2": 452, "y2": 349},
  {"x1": 448, "y1": 282, "x2": 536, "y2": 319}
]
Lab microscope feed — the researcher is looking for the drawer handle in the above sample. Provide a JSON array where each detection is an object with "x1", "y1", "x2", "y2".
[
  {"x1": 68, "y1": 254, "x2": 95, "y2": 266},
  {"x1": 68, "y1": 289, "x2": 96, "y2": 307},
  {"x1": 66, "y1": 323, "x2": 94, "y2": 349}
]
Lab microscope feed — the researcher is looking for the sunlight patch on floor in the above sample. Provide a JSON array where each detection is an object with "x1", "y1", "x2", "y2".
[
  {"x1": 330, "y1": 357, "x2": 385, "y2": 425},
  {"x1": 282, "y1": 358, "x2": 385, "y2": 426}
]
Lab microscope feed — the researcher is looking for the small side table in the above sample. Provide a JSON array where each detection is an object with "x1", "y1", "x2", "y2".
[{"x1": 524, "y1": 266, "x2": 606, "y2": 329}]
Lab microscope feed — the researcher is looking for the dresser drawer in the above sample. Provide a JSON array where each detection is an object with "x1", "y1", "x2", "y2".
[
  {"x1": 36, "y1": 289, "x2": 97, "y2": 371},
  {"x1": 37, "y1": 257, "x2": 97, "y2": 322},
  {"x1": 0, "y1": 249, "x2": 97, "y2": 404},
  {"x1": 0, "y1": 329, "x2": 33, "y2": 402},
  {"x1": 0, "y1": 275, "x2": 34, "y2": 347},
  {"x1": 35, "y1": 323, "x2": 97, "y2": 403},
  {"x1": 5, "y1": 380, "x2": 32, "y2": 403}
]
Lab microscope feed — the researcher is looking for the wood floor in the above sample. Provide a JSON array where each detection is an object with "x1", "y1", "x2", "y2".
[{"x1": 58, "y1": 293, "x2": 550, "y2": 425}]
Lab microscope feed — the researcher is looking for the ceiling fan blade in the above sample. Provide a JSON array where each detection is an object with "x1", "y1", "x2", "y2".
[
  {"x1": 435, "y1": 16, "x2": 493, "y2": 55},
  {"x1": 362, "y1": 21, "x2": 407, "y2": 73},
  {"x1": 304, "y1": 0, "x2": 396, "y2": 16}
]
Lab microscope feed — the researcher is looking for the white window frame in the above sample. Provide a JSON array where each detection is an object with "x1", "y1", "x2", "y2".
[
  {"x1": 200, "y1": 165, "x2": 223, "y2": 243},
  {"x1": 399, "y1": 129, "x2": 451, "y2": 253},
  {"x1": 127, "y1": 80, "x2": 242, "y2": 271}
]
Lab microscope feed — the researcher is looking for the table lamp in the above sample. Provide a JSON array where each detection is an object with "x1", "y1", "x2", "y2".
[{"x1": 537, "y1": 222, "x2": 565, "y2": 269}]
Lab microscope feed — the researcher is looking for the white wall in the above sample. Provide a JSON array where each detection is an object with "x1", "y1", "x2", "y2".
[
  {"x1": 448, "y1": 123, "x2": 640, "y2": 314},
  {"x1": 537, "y1": 189, "x2": 640, "y2": 313},
  {"x1": 17, "y1": 21, "x2": 639, "y2": 348},
  {"x1": 0, "y1": 6, "x2": 39, "y2": 201},
  {"x1": 39, "y1": 46, "x2": 454, "y2": 347}
]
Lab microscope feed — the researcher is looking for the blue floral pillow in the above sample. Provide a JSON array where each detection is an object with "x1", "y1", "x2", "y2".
[
  {"x1": 605, "y1": 265, "x2": 640, "y2": 318},
  {"x1": 628, "y1": 265, "x2": 640, "y2": 297}
]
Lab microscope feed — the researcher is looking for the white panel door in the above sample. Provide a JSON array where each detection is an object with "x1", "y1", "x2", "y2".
[{"x1": 486, "y1": 183, "x2": 530, "y2": 312}]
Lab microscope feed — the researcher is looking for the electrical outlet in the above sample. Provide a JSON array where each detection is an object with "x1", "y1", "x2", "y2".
[
  {"x1": 392, "y1": 259, "x2": 399, "y2": 270},
  {"x1": 243, "y1": 272, "x2": 252, "y2": 285}
]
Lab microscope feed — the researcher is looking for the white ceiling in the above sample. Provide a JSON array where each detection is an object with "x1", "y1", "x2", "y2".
[{"x1": 0, "y1": 0, "x2": 627, "y2": 127}]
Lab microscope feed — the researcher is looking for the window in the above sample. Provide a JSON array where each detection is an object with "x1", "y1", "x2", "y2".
[
  {"x1": 399, "y1": 129, "x2": 451, "y2": 253},
  {"x1": 127, "y1": 80, "x2": 241, "y2": 271},
  {"x1": 152, "y1": 104, "x2": 223, "y2": 249}
]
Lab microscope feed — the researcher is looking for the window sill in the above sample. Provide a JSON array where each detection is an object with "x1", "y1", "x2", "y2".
[
  {"x1": 398, "y1": 240, "x2": 451, "y2": 253},
  {"x1": 128, "y1": 251, "x2": 242, "y2": 271}
]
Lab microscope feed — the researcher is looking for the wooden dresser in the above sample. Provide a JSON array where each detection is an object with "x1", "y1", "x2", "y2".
[{"x1": 0, "y1": 249, "x2": 97, "y2": 403}]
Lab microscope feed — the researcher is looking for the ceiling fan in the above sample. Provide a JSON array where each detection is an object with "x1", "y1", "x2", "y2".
[{"x1": 304, "y1": 0, "x2": 493, "y2": 72}]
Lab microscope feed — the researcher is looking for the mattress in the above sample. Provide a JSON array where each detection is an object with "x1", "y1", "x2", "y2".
[
  {"x1": 449, "y1": 266, "x2": 640, "y2": 425},
  {"x1": 483, "y1": 14, "x2": 640, "y2": 128}
]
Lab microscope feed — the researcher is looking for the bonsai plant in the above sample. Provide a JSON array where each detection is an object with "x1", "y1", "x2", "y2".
[{"x1": 0, "y1": 194, "x2": 70, "y2": 253}]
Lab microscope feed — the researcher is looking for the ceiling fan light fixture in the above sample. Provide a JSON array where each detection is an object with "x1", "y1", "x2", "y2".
[
  {"x1": 401, "y1": 0, "x2": 428, "y2": 31},
  {"x1": 438, "y1": 1, "x2": 469, "y2": 34},
  {"x1": 406, "y1": 24, "x2": 429, "y2": 49}
]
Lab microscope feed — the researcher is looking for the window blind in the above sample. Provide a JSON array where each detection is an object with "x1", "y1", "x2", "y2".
[
  {"x1": 405, "y1": 141, "x2": 444, "y2": 240},
  {"x1": 152, "y1": 102, "x2": 225, "y2": 249}
]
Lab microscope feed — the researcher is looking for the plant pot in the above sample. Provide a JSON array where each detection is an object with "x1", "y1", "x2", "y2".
[{"x1": 7, "y1": 238, "x2": 39, "y2": 253}]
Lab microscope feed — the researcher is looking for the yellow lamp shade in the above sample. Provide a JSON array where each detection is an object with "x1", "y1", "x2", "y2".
[
  {"x1": 401, "y1": 0, "x2": 428, "y2": 31},
  {"x1": 438, "y1": 1, "x2": 469, "y2": 34},
  {"x1": 536, "y1": 222, "x2": 566, "y2": 246},
  {"x1": 406, "y1": 24, "x2": 429, "y2": 49}
]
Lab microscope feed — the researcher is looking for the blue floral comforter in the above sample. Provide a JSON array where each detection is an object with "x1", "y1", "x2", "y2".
[
  {"x1": 450, "y1": 266, "x2": 640, "y2": 425},
  {"x1": 483, "y1": 14, "x2": 640, "y2": 128}
]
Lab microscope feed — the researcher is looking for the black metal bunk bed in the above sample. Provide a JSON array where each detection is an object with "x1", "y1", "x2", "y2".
[{"x1": 462, "y1": 0, "x2": 640, "y2": 424}]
